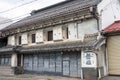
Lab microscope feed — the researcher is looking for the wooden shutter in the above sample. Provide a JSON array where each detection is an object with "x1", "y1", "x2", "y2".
[
  {"x1": 53, "y1": 26, "x2": 63, "y2": 40},
  {"x1": 8, "y1": 36, "x2": 11, "y2": 45},
  {"x1": 53, "y1": 27, "x2": 58, "y2": 40},
  {"x1": 107, "y1": 36, "x2": 120, "y2": 75},
  {"x1": 36, "y1": 30, "x2": 43, "y2": 43},
  {"x1": 57, "y1": 26, "x2": 63, "y2": 40},
  {"x1": 68, "y1": 23, "x2": 77, "y2": 39},
  {"x1": 22, "y1": 33, "x2": 28, "y2": 44},
  {"x1": 8, "y1": 36, "x2": 15, "y2": 45}
]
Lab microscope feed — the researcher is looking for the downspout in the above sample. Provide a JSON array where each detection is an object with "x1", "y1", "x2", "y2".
[
  {"x1": 102, "y1": 32, "x2": 109, "y2": 76},
  {"x1": 81, "y1": 50, "x2": 84, "y2": 80},
  {"x1": 105, "y1": 38, "x2": 109, "y2": 76}
]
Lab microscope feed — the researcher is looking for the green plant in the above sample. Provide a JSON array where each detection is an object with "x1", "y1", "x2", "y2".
[{"x1": 47, "y1": 78, "x2": 53, "y2": 80}]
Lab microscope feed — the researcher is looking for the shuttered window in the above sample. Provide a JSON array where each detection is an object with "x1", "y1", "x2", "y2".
[
  {"x1": 19, "y1": 36, "x2": 21, "y2": 45},
  {"x1": 8, "y1": 36, "x2": 15, "y2": 45},
  {"x1": 53, "y1": 26, "x2": 63, "y2": 40},
  {"x1": 21, "y1": 33, "x2": 28, "y2": 44},
  {"x1": 48, "y1": 31, "x2": 53, "y2": 41},
  {"x1": 32, "y1": 34, "x2": 35, "y2": 43},
  {"x1": 36, "y1": 30, "x2": 43, "y2": 43},
  {"x1": 68, "y1": 23, "x2": 77, "y2": 39}
]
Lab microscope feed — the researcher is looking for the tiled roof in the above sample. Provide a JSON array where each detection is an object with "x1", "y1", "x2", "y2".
[
  {"x1": 1, "y1": 0, "x2": 101, "y2": 31},
  {"x1": 0, "y1": 46, "x2": 16, "y2": 53},
  {"x1": 103, "y1": 20, "x2": 120, "y2": 33}
]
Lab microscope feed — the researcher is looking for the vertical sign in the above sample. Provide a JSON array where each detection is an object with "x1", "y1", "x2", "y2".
[{"x1": 82, "y1": 52, "x2": 97, "y2": 68}]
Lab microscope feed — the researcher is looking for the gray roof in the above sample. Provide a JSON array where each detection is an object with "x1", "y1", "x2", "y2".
[
  {"x1": 0, "y1": 46, "x2": 16, "y2": 53},
  {"x1": 18, "y1": 33, "x2": 99, "y2": 53},
  {"x1": 0, "y1": 33, "x2": 99, "y2": 53},
  {"x1": 19, "y1": 40, "x2": 97, "y2": 53},
  {"x1": 2, "y1": 0, "x2": 101, "y2": 31}
]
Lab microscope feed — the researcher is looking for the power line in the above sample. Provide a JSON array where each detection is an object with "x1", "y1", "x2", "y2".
[
  {"x1": 0, "y1": 0, "x2": 39, "y2": 14},
  {"x1": 0, "y1": 13, "x2": 30, "y2": 25}
]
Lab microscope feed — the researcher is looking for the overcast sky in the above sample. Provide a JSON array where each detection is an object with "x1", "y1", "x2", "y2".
[{"x1": 0, "y1": 0, "x2": 65, "y2": 21}]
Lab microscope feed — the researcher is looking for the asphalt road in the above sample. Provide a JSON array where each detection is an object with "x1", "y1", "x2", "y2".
[{"x1": 0, "y1": 74, "x2": 80, "y2": 80}]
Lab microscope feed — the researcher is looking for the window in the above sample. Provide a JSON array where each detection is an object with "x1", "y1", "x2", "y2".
[
  {"x1": 32, "y1": 34, "x2": 36, "y2": 43},
  {"x1": 48, "y1": 31, "x2": 53, "y2": 41},
  {"x1": 66, "y1": 27, "x2": 69, "y2": 39},
  {"x1": 19, "y1": 36, "x2": 21, "y2": 45},
  {"x1": 0, "y1": 55, "x2": 11, "y2": 66}
]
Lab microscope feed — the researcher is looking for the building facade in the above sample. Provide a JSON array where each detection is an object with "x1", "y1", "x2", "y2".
[
  {"x1": 0, "y1": 0, "x2": 104, "y2": 79},
  {"x1": 103, "y1": 20, "x2": 120, "y2": 76},
  {"x1": 98, "y1": 0, "x2": 120, "y2": 30}
]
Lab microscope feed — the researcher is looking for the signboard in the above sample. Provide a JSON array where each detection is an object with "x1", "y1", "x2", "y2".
[{"x1": 82, "y1": 52, "x2": 97, "y2": 68}]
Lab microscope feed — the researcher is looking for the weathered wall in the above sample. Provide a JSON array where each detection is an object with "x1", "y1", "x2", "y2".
[
  {"x1": 77, "y1": 18, "x2": 98, "y2": 39},
  {"x1": 23, "y1": 51, "x2": 81, "y2": 77}
]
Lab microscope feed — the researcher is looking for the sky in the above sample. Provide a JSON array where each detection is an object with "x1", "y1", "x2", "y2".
[{"x1": 0, "y1": 0, "x2": 65, "y2": 23}]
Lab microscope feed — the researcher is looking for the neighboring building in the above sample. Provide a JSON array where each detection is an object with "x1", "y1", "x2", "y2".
[
  {"x1": 98, "y1": 0, "x2": 120, "y2": 30},
  {"x1": 103, "y1": 20, "x2": 120, "y2": 76},
  {"x1": 0, "y1": 0, "x2": 104, "y2": 79}
]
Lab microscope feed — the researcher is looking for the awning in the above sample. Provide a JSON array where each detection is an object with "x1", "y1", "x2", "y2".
[
  {"x1": 0, "y1": 46, "x2": 16, "y2": 53},
  {"x1": 18, "y1": 40, "x2": 98, "y2": 53},
  {"x1": 103, "y1": 20, "x2": 120, "y2": 35}
]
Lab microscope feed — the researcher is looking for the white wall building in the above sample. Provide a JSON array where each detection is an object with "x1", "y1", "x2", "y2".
[{"x1": 98, "y1": 0, "x2": 120, "y2": 30}]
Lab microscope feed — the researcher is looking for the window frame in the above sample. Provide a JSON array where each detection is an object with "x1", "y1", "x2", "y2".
[
  {"x1": 31, "y1": 33, "x2": 36, "y2": 43},
  {"x1": 47, "y1": 30, "x2": 53, "y2": 41},
  {"x1": 18, "y1": 36, "x2": 21, "y2": 45}
]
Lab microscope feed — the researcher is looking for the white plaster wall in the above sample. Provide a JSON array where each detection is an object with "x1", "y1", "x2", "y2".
[
  {"x1": 98, "y1": 0, "x2": 120, "y2": 30},
  {"x1": 77, "y1": 19, "x2": 98, "y2": 39}
]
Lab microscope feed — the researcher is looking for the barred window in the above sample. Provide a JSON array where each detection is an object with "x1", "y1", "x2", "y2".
[
  {"x1": 32, "y1": 34, "x2": 36, "y2": 43},
  {"x1": 19, "y1": 36, "x2": 21, "y2": 45},
  {"x1": 48, "y1": 31, "x2": 53, "y2": 41}
]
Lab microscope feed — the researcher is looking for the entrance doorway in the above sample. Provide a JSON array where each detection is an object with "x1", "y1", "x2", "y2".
[{"x1": 17, "y1": 54, "x2": 22, "y2": 67}]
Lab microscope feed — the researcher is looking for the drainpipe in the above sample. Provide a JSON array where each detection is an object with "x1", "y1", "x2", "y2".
[
  {"x1": 105, "y1": 39, "x2": 109, "y2": 75},
  {"x1": 81, "y1": 50, "x2": 84, "y2": 80},
  {"x1": 98, "y1": 50, "x2": 102, "y2": 79},
  {"x1": 81, "y1": 69, "x2": 84, "y2": 80}
]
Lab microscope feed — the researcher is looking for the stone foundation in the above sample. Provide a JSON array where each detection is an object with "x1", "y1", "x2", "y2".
[{"x1": 83, "y1": 68, "x2": 98, "y2": 80}]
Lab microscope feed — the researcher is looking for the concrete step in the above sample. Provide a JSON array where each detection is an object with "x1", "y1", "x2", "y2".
[
  {"x1": 0, "y1": 66, "x2": 14, "y2": 76},
  {"x1": 100, "y1": 76, "x2": 120, "y2": 80}
]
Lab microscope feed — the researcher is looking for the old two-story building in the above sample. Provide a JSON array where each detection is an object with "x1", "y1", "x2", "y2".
[{"x1": 0, "y1": 0, "x2": 106, "y2": 79}]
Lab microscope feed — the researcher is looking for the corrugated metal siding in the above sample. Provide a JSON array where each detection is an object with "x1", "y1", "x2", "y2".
[{"x1": 107, "y1": 36, "x2": 120, "y2": 75}]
